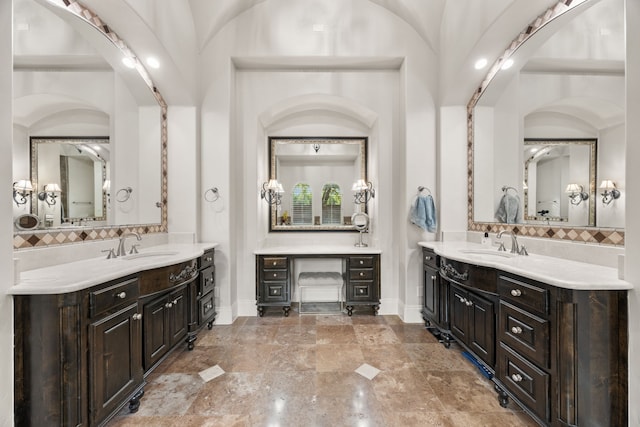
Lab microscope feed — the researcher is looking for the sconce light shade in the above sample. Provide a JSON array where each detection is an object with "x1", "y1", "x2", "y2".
[
  {"x1": 13, "y1": 180, "x2": 34, "y2": 207},
  {"x1": 38, "y1": 183, "x2": 62, "y2": 207},
  {"x1": 261, "y1": 179, "x2": 283, "y2": 205},
  {"x1": 599, "y1": 180, "x2": 620, "y2": 205},
  {"x1": 352, "y1": 179, "x2": 375, "y2": 204},
  {"x1": 565, "y1": 183, "x2": 589, "y2": 206}
]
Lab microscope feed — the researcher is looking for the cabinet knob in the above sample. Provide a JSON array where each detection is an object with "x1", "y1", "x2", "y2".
[
  {"x1": 511, "y1": 326, "x2": 523, "y2": 335},
  {"x1": 510, "y1": 289, "x2": 522, "y2": 297},
  {"x1": 465, "y1": 300, "x2": 473, "y2": 306},
  {"x1": 197, "y1": 292, "x2": 202, "y2": 297},
  {"x1": 360, "y1": 260, "x2": 364, "y2": 265},
  {"x1": 273, "y1": 261, "x2": 277, "y2": 266},
  {"x1": 173, "y1": 299, "x2": 179, "y2": 305},
  {"x1": 116, "y1": 291, "x2": 126, "y2": 299},
  {"x1": 511, "y1": 373, "x2": 523, "y2": 383},
  {"x1": 132, "y1": 313, "x2": 142, "y2": 321},
  {"x1": 273, "y1": 273, "x2": 278, "y2": 278},
  {"x1": 425, "y1": 256, "x2": 432, "y2": 261},
  {"x1": 272, "y1": 289, "x2": 278, "y2": 294},
  {"x1": 206, "y1": 257, "x2": 213, "y2": 262},
  {"x1": 205, "y1": 303, "x2": 213, "y2": 310},
  {"x1": 360, "y1": 272, "x2": 365, "y2": 277},
  {"x1": 458, "y1": 296, "x2": 466, "y2": 303},
  {"x1": 165, "y1": 302, "x2": 173, "y2": 308},
  {"x1": 430, "y1": 275, "x2": 437, "y2": 281},
  {"x1": 359, "y1": 289, "x2": 365, "y2": 294}
]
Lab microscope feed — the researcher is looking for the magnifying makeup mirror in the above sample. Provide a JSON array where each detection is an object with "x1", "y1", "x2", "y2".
[{"x1": 351, "y1": 212, "x2": 370, "y2": 247}]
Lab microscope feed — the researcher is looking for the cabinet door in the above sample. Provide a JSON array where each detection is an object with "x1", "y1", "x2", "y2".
[
  {"x1": 143, "y1": 295, "x2": 170, "y2": 370},
  {"x1": 423, "y1": 264, "x2": 439, "y2": 322},
  {"x1": 168, "y1": 287, "x2": 188, "y2": 347},
  {"x1": 89, "y1": 304, "x2": 142, "y2": 425},
  {"x1": 449, "y1": 284, "x2": 469, "y2": 343},
  {"x1": 468, "y1": 292, "x2": 496, "y2": 367}
]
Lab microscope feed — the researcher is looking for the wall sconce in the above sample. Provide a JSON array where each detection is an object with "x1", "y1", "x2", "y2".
[
  {"x1": 565, "y1": 183, "x2": 589, "y2": 205},
  {"x1": 599, "y1": 180, "x2": 620, "y2": 205},
  {"x1": 261, "y1": 179, "x2": 284, "y2": 205},
  {"x1": 38, "y1": 183, "x2": 62, "y2": 206},
  {"x1": 352, "y1": 179, "x2": 375, "y2": 204},
  {"x1": 13, "y1": 180, "x2": 34, "y2": 207}
]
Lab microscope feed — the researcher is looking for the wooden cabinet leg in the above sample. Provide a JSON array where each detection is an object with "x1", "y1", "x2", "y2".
[
  {"x1": 129, "y1": 388, "x2": 144, "y2": 413},
  {"x1": 283, "y1": 306, "x2": 290, "y2": 317},
  {"x1": 258, "y1": 307, "x2": 264, "y2": 317},
  {"x1": 346, "y1": 306, "x2": 353, "y2": 316}
]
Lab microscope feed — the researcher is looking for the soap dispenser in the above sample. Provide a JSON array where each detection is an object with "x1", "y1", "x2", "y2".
[{"x1": 481, "y1": 232, "x2": 491, "y2": 247}]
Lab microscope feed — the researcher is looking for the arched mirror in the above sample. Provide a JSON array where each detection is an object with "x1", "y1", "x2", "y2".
[
  {"x1": 468, "y1": 0, "x2": 625, "y2": 245},
  {"x1": 12, "y1": 0, "x2": 167, "y2": 248}
]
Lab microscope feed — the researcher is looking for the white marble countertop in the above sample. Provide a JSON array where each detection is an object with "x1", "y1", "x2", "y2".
[
  {"x1": 254, "y1": 245, "x2": 382, "y2": 255},
  {"x1": 418, "y1": 241, "x2": 632, "y2": 291},
  {"x1": 9, "y1": 243, "x2": 219, "y2": 295}
]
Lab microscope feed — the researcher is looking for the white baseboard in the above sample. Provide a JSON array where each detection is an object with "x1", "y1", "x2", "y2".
[
  {"x1": 238, "y1": 299, "x2": 259, "y2": 317},
  {"x1": 213, "y1": 304, "x2": 234, "y2": 325},
  {"x1": 402, "y1": 304, "x2": 424, "y2": 324}
]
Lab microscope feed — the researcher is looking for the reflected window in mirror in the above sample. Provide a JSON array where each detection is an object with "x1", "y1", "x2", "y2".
[
  {"x1": 321, "y1": 183, "x2": 342, "y2": 225},
  {"x1": 269, "y1": 137, "x2": 368, "y2": 232}
]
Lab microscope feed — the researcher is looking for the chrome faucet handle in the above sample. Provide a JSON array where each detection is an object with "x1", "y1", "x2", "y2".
[
  {"x1": 102, "y1": 248, "x2": 117, "y2": 259},
  {"x1": 497, "y1": 242, "x2": 506, "y2": 252},
  {"x1": 518, "y1": 246, "x2": 528, "y2": 256},
  {"x1": 129, "y1": 244, "x2": 140, "y2": 255}
]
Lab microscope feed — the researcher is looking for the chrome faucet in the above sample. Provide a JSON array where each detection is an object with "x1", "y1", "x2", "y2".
[
  {"x1": 116, "y1": 232, "x2": 142, "y2": 257},
  {"x1": 497, "y1": 230, "x2": 521, "y2": 254}
]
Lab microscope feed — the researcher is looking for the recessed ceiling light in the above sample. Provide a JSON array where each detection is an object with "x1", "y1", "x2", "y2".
[
  {"x1": 474, "y1": 58, "x2": 488, "y2": 70},
  {"x1": 146, "y1": 57, "x2": 160, "y2": 69},
  {"x1": 122, "y1": 57, "x2": 136, "y2": 69},
  {"x1": 501, "y1": 58, "x2": 514, "y2": 70}
]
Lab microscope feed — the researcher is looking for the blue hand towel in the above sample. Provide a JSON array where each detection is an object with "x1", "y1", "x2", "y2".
[
  {"x1": 495, "y1": 194, "x2": 521, "y2": 224},
  {"x1": 410, "y1": 195, "x2": 437, "y2": 232}
]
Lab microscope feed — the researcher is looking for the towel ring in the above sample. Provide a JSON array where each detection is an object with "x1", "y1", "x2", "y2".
[
  {"x1": 417, "y1": 186, "x2": 432, "y2": 195},
  {"x1": 204, "y1": 187, "x2": 220, "y2": 202},
  {"x1": 116, "y1": 187, "x2": 133, "y2": 202}
]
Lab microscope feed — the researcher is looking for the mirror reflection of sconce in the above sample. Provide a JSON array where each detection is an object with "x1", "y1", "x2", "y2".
[
  {"x1": 261, "y1": 179, "x2": 284, "y2": 206},
  {"x1": 13, "y1": 180, "x2": 34, "y2": 207},
  {"x1": 352, "y1": 179, "x2": 375, "y2": 204},
  {"x1": 565, "y1": 183, "x2": 589, "y2": 206},
  {"x1": 116, "y1": 187, "x2": 133, "y2": 203},
  {"x1": 599, "y1": 180, "x2": 620, "y2": 205},
  {"x1": 37, "y1": 183, "x2": 62, "y2": 206}
]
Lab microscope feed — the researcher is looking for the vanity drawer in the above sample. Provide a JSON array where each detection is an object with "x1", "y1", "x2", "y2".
[
  {"x1": 263, "y1": 283, "x2": 288, "y2": 302},
  {"x1": 350, "y1": 256, "x2": 374, "y2": 268},
  {"x1": 348, "y1": 281, "x2": 375, "y2": 301},
  {"x1": 262, "y1": 257, "x2": 288, "y2": 270},
  {"x1": 198, "y1": 292, "x2": 216, "y2": 324},
  {"x1": 499, "y1": 301, "x2": 550, "y2": 368},
  {"x1": 199, "y1": 248, "x2": 215, "y2": 270},
  {"x1": 498, "y1": 275, "x2": 549, "y2": 315},
  {"x1": 349, "y1": 268, "x2": 373, "y2": 281},
  {"x1": 90, "y1": 277, "x2": 139, "y2": 318},
  {"x1": 498, "y1": 343, "x2": 550, "y2": 422},
  {"x1": 264, "y1": 270, "x2": 288, "y2": 281},
  {"x1": 199, "y1": 266, "x2": 215, "y2": 296},
  {"x1": 422, "y1": 248, "x2": 438, "y2": 269}
]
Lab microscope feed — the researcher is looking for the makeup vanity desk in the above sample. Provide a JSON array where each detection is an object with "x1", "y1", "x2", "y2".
[{"x1": 254, "y1": 246, "x2": 382, "y2": 316}]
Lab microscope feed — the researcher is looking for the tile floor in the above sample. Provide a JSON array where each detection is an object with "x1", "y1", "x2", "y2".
[{"x1": 107, "y1": 309, "x2": 539, "y2": 427}]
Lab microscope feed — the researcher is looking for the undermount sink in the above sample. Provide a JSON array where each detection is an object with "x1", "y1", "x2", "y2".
[
  {"x1": 121, "y1": 250, "x2": 180, "y2": 260},
  {"x1": 458, "y1": 249, "x2": 517, "y2": 259}
]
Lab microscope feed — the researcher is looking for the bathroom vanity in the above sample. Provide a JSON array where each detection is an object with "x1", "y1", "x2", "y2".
[
  {"x1": 254, "y1": 247, "x2": 382, "y2": 316},
  {"x1": 419, "y1": 242, "x2": 630, "y2": 427},
  {"x1": 10, "y1": 243, "x2": 217, "y2": 427}
]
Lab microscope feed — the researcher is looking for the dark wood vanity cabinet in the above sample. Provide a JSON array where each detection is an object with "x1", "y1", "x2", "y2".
[
  {"x1": 345, "y1": 255, "x2": 380, "y2": 316},
  {"x1": 421, "y1": 248, "x2": 452, "y2": 345},
  {"x1": 14, "y1": 275, "x2": 145, "y2": 427},
  {"x1": 14, "y1": 249, "x2": 217, "y2": 426},
  {"x1": 256, "y1": 255, "x2": 291, "y2": 316}
]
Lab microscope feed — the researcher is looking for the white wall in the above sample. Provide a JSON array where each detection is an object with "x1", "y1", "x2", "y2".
[
  {"x1": 1, "y1": 0, "x2": 14, "y2": 424},
  {"x1": 199, "y1": 0, "x2": 438, "y2": 323}
]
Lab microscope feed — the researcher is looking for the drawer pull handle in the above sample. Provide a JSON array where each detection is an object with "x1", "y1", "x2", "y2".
[
  {"x1": 165, "y1": 302, "x2": 173, "y2": 308},
  {"x1": 511, "y1": 326, "x2": 523, "y2": 335},
  {"x1": 465, "y1": 300, "x2": 473, "y2": 307},
  {"x1": 511, "y1": 289, "x2": 522, "y2": 297},
  {"x1": 205, "y1": 303, "x2": 213, "y2": 310},
  {"x1": 116, "y1": 291, "x2": 127, "y2": 299},
  {"x1": 132, "y1": 313, "x2": 142, "y2": 321},
  {"x1": 511, "y1": 373, "x2": 523, "y2": 383},
  {"x1": 206, "y1": 257, "x2": 213, "y2": 262},
  {"x1": 425, "y1": 256, "x2": 432, "y2": 260},
  {"x1": 458, "y1": 296, "x2": 466, "y2": 303}
]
